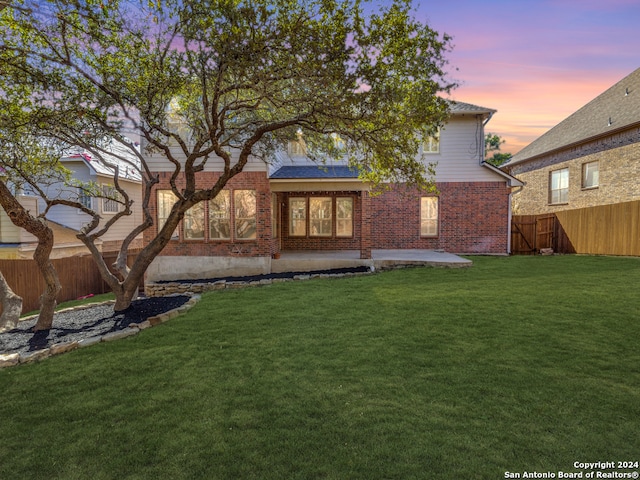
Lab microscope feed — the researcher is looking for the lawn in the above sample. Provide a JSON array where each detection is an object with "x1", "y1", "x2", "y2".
[{"x1": 1, "y1": 255, "x2": 639, "y2": 479}]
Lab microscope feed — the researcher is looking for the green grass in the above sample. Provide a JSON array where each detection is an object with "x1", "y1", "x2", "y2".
[{"x1": 1, "y1": 255, "x2": 639, "y2": 479}]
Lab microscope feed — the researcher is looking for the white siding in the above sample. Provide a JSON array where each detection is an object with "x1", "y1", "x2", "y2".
[
  {"x1": 430, "y1": 116, "x2": 504, "y2": 183},
  {"x1": 142, "y1": 140, "x2": 269, "y2": 173},
  {"x1": 141, "y1": 115, "x2": 507, "y2": 184}
]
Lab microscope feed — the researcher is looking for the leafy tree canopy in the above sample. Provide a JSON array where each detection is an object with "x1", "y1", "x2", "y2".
[
  {"x1": 485, "y1": 132, "x2": 512, "y2": 167},
  {"x1": 0, "y1": 0, "x2": 457, "y2": 310}
]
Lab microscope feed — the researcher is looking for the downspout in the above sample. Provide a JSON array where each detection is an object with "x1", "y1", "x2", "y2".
[{"x1": 507, "y1": 184, "x2": 524, "y2": 254}]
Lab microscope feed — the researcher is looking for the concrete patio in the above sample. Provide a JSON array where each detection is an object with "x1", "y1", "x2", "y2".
[{"x1": 271, "y1": 249, "x2": 472, "y2": 273}]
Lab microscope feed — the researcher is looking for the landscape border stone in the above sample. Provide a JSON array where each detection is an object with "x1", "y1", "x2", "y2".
[{"x1": 0, "y1": 294, "x2": 202, "y2": 369}]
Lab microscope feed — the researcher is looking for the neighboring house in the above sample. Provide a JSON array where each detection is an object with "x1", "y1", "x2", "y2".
[
  {"x1": 36, "y1": 140, "x2": 144, "y2": 255},
  {"x1": 504, "y1": 68, "x2": 640, "y2": 214},
  {"x1": 143, "y1": 100, "x2": 522, "y2": 282}
]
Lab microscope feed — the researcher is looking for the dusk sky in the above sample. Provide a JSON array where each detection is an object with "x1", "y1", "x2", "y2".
[{"x1": 411, "y1": 0, "x2": 640, "y2": 154}]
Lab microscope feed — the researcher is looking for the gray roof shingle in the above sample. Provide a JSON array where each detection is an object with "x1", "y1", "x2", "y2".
[
  {"x1": 508, "y1": 68, "x2": 640, "y2": 165},
  {"x1": 270, "y1": 165, "x2": 360, "y2": 179}
]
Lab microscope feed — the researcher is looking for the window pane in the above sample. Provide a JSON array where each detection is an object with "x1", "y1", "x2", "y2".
[
  {"x1": 582, "y1": 161, "x2": 599, "y2": 188},
  {"x1": 423, "y1": 128, "x2": 440, "y2": 153},
  {"x1": 235, "y1": 190, "x2": 256, "y2": 239},
  {"x1": 550, "y1": 168, "x2": 569, "y2": 204},
  {"x1": 102, "y1": 185, "x2": 120, "y2": 213},
  {"x1": 336, "y1": 197, "x2": 353, "y2": 237},
  {"x1": 420, "y1": 197, "x2": 438, "y2": 237},
  {"x1": 289, "y1": 198, "x2": 306, "y2": 236},
  {"x1": 157, "y1": 190, "x2": 179, "y2": 239},
  {"x1": 310, "y1": 197, "x2": 332, "y2": 237},
  {"x1": 184, "y1": 202, "x2": 205, "y2": 239},
  {"x1": 209, "y1": 191, "x2": 230, "y2": 239},
  {"x1": 78, "y1": 188, "x2": 92, "y2": 209}
]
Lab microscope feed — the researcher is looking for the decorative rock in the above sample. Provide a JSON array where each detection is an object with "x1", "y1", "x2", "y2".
[
  {"x1": 78, "y1": 336, "x2": 102, "y2": 348},
  {"x1": 136, "y1": 320, "x2": 152, "y2": 330},
  {"x1": 293, "y1": 274, "x2": 311, "y2": 281},
  {"x1": 0, "y1": 353, "x2": 20, "y2": 368},
  {"x1": 540, "y1": 248, "x2": 554, "y2": 255},
  {"x1": 49, "y1": 341, "x2": 79, "y2": 356},
  {"x1": 19, "y1": 349, "x2": 50, "y2": 364},
  {"x1": 148, "y1": 315, "x2": 163, "y2": 326},
  {"x1": 102, "y1": 328, "x2": 138, "y2": 343}
]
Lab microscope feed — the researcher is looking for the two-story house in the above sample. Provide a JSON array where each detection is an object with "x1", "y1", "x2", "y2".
[
  {"x1": 143, "y1": 101, "x2": 521, "y2": 282},
  {"x1": 503, "y1": 68, "x2": 640, "y2": 255}
]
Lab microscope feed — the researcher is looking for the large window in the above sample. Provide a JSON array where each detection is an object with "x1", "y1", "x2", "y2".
[
  {"x1": 549, "y1": 168, "x2": 569, "y2": 204},
  {"x1": 336, "y1": 197, "x2": 353, "y2": 237},
  {"x1": 582, "y1": 161, "x2": 599, "y2": 189},
  {"x1": 209, "y1": 190, "x2": 231, "y2": 239},
  {"x1": 289, "y1": 198, "x2": 307, "y2": 236},
  {"x1": 420, "y1": 197, "x2": 439, "y2": 237},
  {"x1": 309, "y1": 197, "x2": 332, "y2": 237},
  {"x1": 157, "y1": 190, "x2": 179, "y2": 239},
  {"x1": 234, "y1": 190, "x2": 257, "y2": 240},
  {"x1": 184, "y1": 202, "x2": 205, "y2": 240},
  {"x1": 157, "y1": 188, "x2": 257, "y2": 242}
]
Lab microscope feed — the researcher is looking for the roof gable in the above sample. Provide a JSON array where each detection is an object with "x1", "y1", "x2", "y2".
[
  {"x1": 509, "y1": 68, "x2": 640, "y2": 165},
  {"x1": 64, "y1": 140, "x2": 142, "y2": 183}
]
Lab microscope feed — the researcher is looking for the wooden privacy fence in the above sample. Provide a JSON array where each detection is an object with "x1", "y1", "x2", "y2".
[
  {"x1": 512, "y1": 200, "x2": 640, "y2": 256},
  {"x1": 0, "y1": 250, "x2": 143, "y2": 315}
]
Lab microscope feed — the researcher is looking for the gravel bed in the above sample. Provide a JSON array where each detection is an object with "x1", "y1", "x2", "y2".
[{"x1": 0, "y1": 295, "x2": 190, "y2": 356}]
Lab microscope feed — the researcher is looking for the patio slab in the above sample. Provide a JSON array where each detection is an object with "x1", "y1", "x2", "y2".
[{"x1": 271, "y1": 249, "x2": 471, "y2": 273}]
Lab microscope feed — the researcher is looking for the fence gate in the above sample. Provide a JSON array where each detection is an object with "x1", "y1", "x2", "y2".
[{"x1": 511, "y1": 214, "x2": 557, "y2": 255}]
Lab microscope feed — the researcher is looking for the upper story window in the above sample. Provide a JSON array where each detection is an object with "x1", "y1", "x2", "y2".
[
  {"x1": 288, "y1": 129, "x2": 307, "y2": 156},
  {"x1": 102, "y1": 185, "x2": 120, "y2": 213},
  {"x1": 582, "y1": 161, "x2": 599, "y2": 189},
  {"x1": 422, "y1": 128, "x2": 440, "y2": 154},
  {"x1": 549, "y1": 168, "x2": 569, "y2": 205},
  {"x1": 77, "y1": 188, "x2": 93, "y2": 210}
]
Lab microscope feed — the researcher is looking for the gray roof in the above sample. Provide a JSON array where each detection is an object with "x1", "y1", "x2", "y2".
[
  {"x1": 65, "y1": 139, "x2": 142, "y2": 182},
  {"x1": 448, "y1": 100, "x2": 496, "y2": 116},
  {"x1": 270, "y1": 165, "x2": 360, "y2": 179},
  {"x1": 508, "y1": 68, "x2": 640, "y2": 166}
]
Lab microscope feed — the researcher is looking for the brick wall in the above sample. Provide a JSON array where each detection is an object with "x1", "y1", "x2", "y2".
[
  {"x1": 144, "y1": 171, "x2": 274, "y2": 257},
  {"x1": 370, "y1": 182, "x2": 511, "y2": 254},
  {"x1": 509, "y1": 128, "x2": 640, "y2": 215}
]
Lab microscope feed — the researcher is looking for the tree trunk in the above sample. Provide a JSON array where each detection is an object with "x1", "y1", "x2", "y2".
[
  {"x1": 32, "y1": 233, "x2": 61, "y2": 331},
  {"x1": 0, "y1": 181, "x2": 61, "y2": 331},
  {"x1": 0, "y1": 269, "x2": 22, "y2": 333}
]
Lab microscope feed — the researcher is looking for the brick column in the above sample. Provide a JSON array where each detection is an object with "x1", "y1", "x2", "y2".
[{"x1": 360, "y1": 190, "x2": 372, "y2": 259}]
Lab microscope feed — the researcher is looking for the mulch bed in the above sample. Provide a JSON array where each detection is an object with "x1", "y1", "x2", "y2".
[{"x1": 0, "y1": 295, "x2": 190, "y2": 356}]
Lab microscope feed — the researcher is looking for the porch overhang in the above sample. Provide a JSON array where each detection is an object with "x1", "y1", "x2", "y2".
[{"x1": 269, "y1": 179, "x2": 369, "y2": 192}]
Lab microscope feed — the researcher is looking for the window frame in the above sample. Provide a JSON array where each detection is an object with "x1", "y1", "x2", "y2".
[
  {"x1": 234, "y1": 189, "x2": 257, "y2": 240},
  {"x1": 157, "y1": 190, "x2": 179, "y2": 239},
  {"x1": 581, "y1": 161, "x2": 599, "y2": 190},
  {"x1": 208, "y1": 190, "x2": 231, "y2": 240},
  {"x1": 101, "y1": 185, "x2": 121, "y2": 214},
  {"x1": 183, "y1": 202, "x2": 206, "y2": 240},
  {"x1": 549, "y1": 168, "x2": 569, "y2": 205},
  {"x1": 289, "y1": 197, "x2": 307, "y2": 237},
  {"x1": 77, "y1": 188, "x2": 93, "y2": 213},
  {"x1": 336, "y1": 197, "x2": 354, "y2": 238},
  {"x1": 309, "y1": 197, "x2": 333, "y2": 237},
  {"x1": 420, "y1": 196, "x2": 439, "y2": 237},
  {"x1": 422, "y1": 128, "x2": 440, "y2": 154}
]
